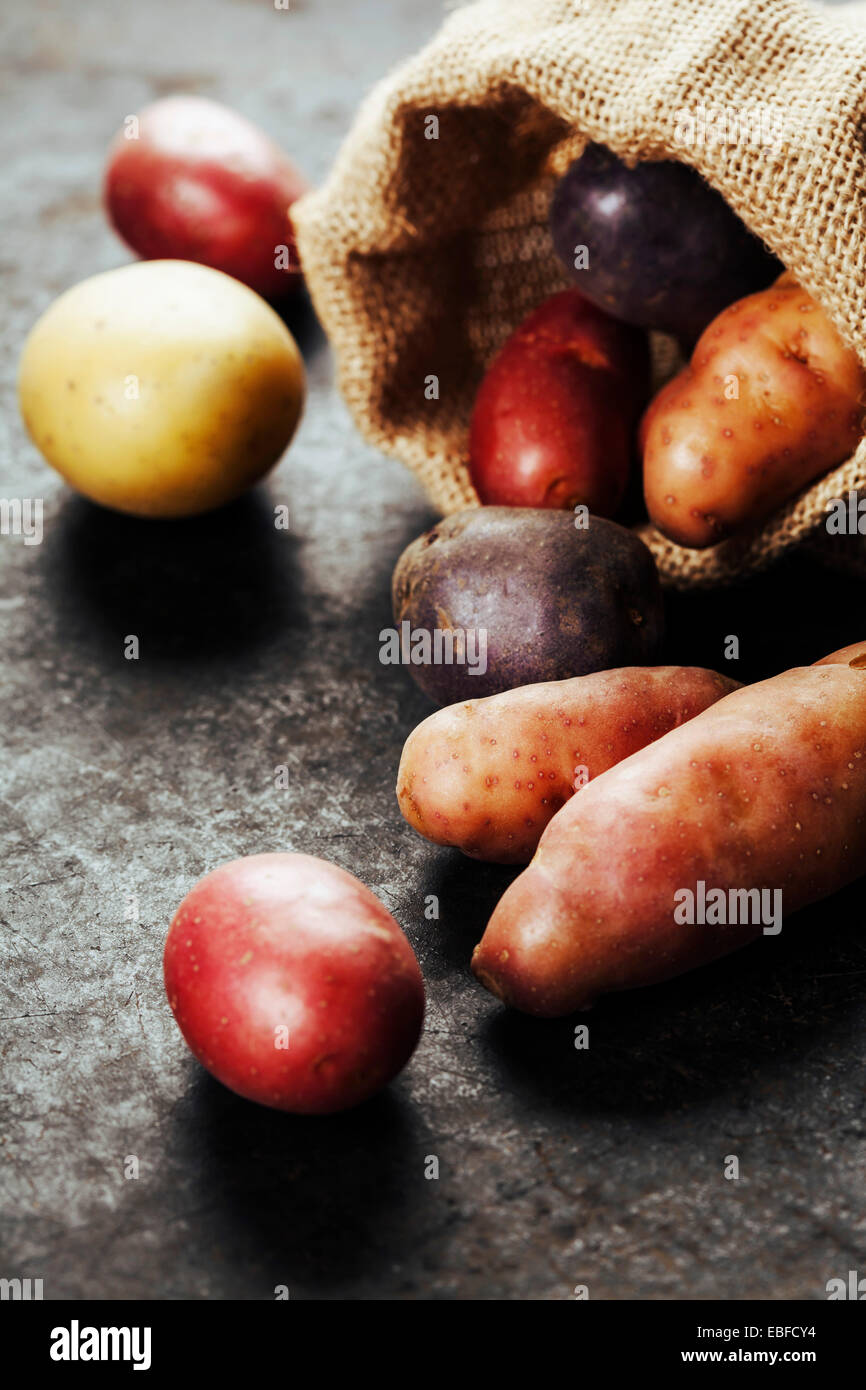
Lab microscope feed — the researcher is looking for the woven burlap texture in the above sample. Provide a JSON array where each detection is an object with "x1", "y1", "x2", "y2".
[{"x1": 292, "y1": 0, "x2": 866, "y2": 588}]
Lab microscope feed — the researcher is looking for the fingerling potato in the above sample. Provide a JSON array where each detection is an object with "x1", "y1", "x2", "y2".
[
  {"x1": 473, "y1": 642, "x2": 866, "y2": 1015},
  {"x1": 398, "y1": 666, "x2": 738, "y2": 863},
  {"x1": 643, "y1": 274, "x2": 866, "y2": 547}
]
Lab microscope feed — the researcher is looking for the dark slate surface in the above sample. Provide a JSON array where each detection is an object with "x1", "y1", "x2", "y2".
[{"x1": 1, "y1": 0, "x2": 865, "y2": 1301}]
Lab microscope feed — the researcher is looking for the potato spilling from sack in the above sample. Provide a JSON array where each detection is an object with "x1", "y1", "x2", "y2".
[
  {"x1": 469, "y1": 289, "x2": 649, "y2": 515},
  {"x1": 18, "y1": 260, "x2": 305, "y2": 518},
  {"x1": 643, "y1": 274, "x2": 866, "y2": 548},
  {"x1": 397, "y1": 666, "x2": 738, "y2": 864},
  {"x1": 472, "y1": 642, "x2": 866, "y2": 1016},
  {"x1": 549, "y1": 144, "x2": 781, "y2": 346}
]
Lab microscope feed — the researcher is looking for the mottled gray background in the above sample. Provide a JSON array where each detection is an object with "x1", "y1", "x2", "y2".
[{"x1": 1, "y1": 0, "x2": 865, "y2": 1301}]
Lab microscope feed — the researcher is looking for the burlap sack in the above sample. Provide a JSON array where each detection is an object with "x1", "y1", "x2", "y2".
[{"x1": 292, "y1": 0, "x2": 866, "y2": 588}]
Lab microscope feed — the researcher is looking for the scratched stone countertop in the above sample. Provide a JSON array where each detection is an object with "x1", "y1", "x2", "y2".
[{"x1": 1, "y1": 0, "x2": 865, "y2": 1301}]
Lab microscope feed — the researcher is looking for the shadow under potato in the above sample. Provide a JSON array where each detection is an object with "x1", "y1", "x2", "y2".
[
  {"x1": 44, "y1": 489, "x2": 309, "y2": 666},
  {"x1": 400, "y1": 833, "x2": 865, "y2": 1118},
  {"x1": 419, "y1": 846, "x2": 520, "y2": 939},
  {"x1": 662, "y1": 549, "x2": 866, "y2": 682},
  {"x1": 273, "y1": 284, "x2": 328, "y2": 363},
  {"x1": 477, "y1": 876, "x2": 865, "y2": 1117},
  {"x1": 170, "y1": 1070, "x2": 432, "y2": 1297}
]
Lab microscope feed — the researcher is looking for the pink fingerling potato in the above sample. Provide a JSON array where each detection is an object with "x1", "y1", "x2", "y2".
[
  {"x1": 164, "y1": 853, "x2": 424, "y2": 1113},
  {"x1": 472, "y1": 642, "x2": 866, "y2": 1016},
  {"x1": 469, "y1": 289, "x2": 650, "y2": 514},
  {"x1": 814, "y1": 642, "x2": 866, "y2": 669},
  {"x1": 397, "y1": 666, "x2": 739, "y2": 864},
  {"x1": 104, "y1": 96, "x2": 308, "y2": 299},
  {"x1": 642, "y1": 274, "x2": 866, "y2": 547}
]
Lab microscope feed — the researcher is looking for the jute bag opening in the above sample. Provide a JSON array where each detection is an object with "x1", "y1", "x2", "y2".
[{"x1": 292, "y1": 0, "x2": 866, "y2": 588}]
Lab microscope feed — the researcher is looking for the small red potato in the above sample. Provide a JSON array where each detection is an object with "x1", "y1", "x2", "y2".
[
  {"x1": 164, "y1": 853, "x2": 424, "y2": 1113},
  {"x1": 469, "y1": 289, "x2": 650, "y2": 514},
  {"x1": 472, "y1": 642, "x2": 866, "y2": 1016},
  {"x1": 104, "y1": 96, "x2": 308, "y2": 299},
  {"x1": 397, "y1": 666, "x2": 739, "y2": 864},
  {"x1": 642, "y1": 274, "x2": 866, "y2": 547}
]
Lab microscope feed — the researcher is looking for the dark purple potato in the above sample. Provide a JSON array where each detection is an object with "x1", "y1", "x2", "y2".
[
  {"x1": 549, "y1": 145, "x2": 782, "y2": 346},
  {"x1": 390, "y1": 508, "x2": 664, "y2": 704}
]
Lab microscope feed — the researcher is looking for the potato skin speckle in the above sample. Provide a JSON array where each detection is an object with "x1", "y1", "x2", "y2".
[
  {"x1": 642, "y1": 273, "x2": 866, "y2": 548},
  {"x1": 473, "y1": 643, "x2": 866, "y2": 1015},
  {"x1": 397, "y1": 666, "x2": 738, "y2": 863}
]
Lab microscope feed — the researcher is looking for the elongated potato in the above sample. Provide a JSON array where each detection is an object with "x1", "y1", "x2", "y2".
[
  {"x1": 642, "y1": 274, "x2": 866, "y2": 548},
  {"x1": 472, "y1": 642, "x2": 866, "y2": 1015},
  {"x1": 397, "y1": 667, "x2": 739, "y2": 864}
]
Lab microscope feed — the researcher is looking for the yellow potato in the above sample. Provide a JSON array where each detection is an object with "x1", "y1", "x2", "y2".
[{"x1": 18, "y1": 260, "x2": 304, "y2": 518}]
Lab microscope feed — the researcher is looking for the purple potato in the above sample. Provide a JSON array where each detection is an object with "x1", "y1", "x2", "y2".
[
  {"x1": 390, "y1": 507, "x2": 664, "y2": 704},
  {"x1": 549, "y1": 144, "x2": 782, "y2": 346}
]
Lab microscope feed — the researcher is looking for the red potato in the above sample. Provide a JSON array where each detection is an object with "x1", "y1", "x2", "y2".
[
  {"x1": 104, "y1": 96, "x2": 307, "y2": 300},
  {"x1": 643, "y1": 273, "x2": 866, "y2": 547},
  {"x1": 472, "y1": 641, "x2": 866, "y2": 1016},
  {"x1": 397, "y1": 666, "x2": 739, "y2": 864},
  {"x1": 164, "y1": 853, "x2": 424, "y2": 1113},
  {"x1": 469, "y1": 289, "x2": 650, "y2": 515}
]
